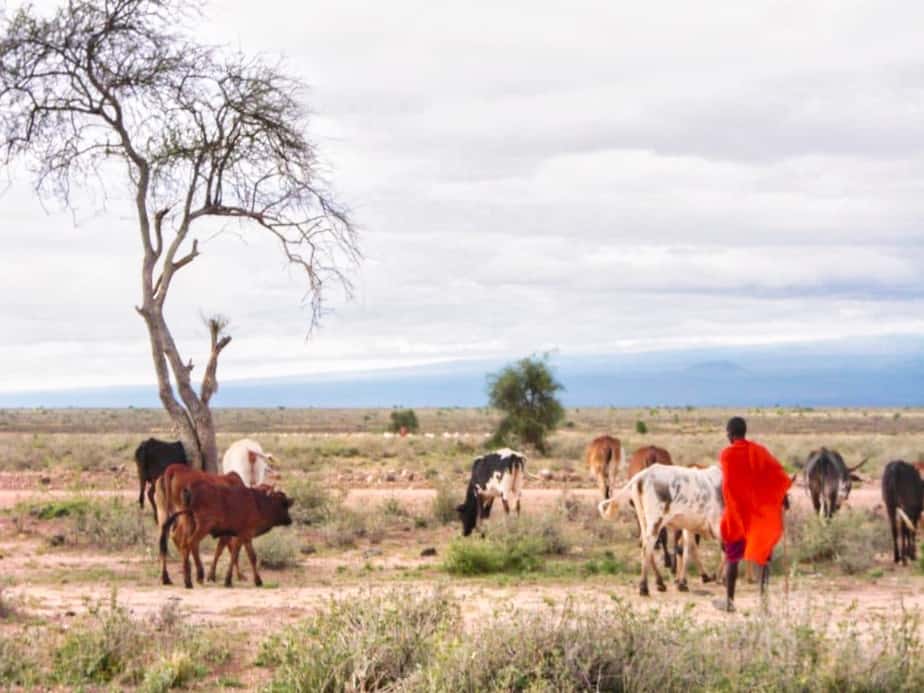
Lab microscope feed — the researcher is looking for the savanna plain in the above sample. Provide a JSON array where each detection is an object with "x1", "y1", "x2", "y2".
[{"x1": 2, "y1": 406, "x2": 924, "y2": 691}]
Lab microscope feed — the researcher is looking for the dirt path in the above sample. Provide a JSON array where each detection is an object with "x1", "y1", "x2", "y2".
[{"x1": 0, "y1": 483, "x2": 884, "y2": 514}]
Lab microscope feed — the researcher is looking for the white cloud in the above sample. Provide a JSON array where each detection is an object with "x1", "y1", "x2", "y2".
[{"x1": 1, "y1": 0, "x2": 923, "y2": 393}]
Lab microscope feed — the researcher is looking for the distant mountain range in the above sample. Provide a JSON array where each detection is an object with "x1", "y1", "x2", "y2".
[{"x1": 1, "y1": 336, "x2": 921, "y2": 408}]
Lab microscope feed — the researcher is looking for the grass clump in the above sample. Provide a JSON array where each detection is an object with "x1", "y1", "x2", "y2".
[
  {"x1": 430, "y1": 480, "x2": 459, "y2": 525},
  {"x1": 443, "y1": 517, "x2": 569, "y2": 575},
  {"x1": 286, "y1": 477, "x2": 338, "y2": 525},
  {"x1": 790, "y1": 508, "x2": 890, "y2": 575},
  {"x1": 13, "y1": 495, "x2": 145, "y2": 550},
  {"x1": 254, "y1": 528, "x2": 301, "y2": 569},
  {"x1": 253, "y1": 594, "x2": 924, "y2": 692},
  {"x1": 257, "y1": 589, "x2": 457, "y2": 692}
]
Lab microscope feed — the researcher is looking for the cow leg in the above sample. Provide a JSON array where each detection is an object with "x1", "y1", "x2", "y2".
[
  {"x1": 501, "y1": 498, "x2": 511, "y2": 515},
  {"x1": 193, "y1": 549, "x2": 205, "y2": 584},
  {"x1": 244, "y1": 540, "x2": 262, "y2": 587},
  {"x1": 676, "y1": 530, "x2": 690, "y2": 591},
  {"x1": 233, "y1": 539, "x2": 248, "y2": 581},
  {"x1": 225, "y1": 542, "x2": 243, "y2": 587},
  {"x1": 208, "y1": 537, "x2": 229, "y2": 582},
  {"x1": 147, "y1": 484, "x2": 158, "y2": 523},
  {"x1": 515, "y1": 498, "x2": 521, "y2": 516},
  {"x1": 638, "y1": 537, "x2": 651, "y2": 596},
  {"x1": 888, "y1": 508, "x2": 900, "y2": 564},
  {"x1": 911, "y1": 527, "x2": 918, "y2": 562},
  {"x1": 647, "y1": 525, "x2": 667, "y2": 592},
  {"x1": 181, "y1": 545, "x2": 193, "y2": 589},
  {"x1": 656, "y1": 528, "x2": 673, "y2": 570},
  {"x1": 160, "y1": 545, "x2": 173, "y2": 586}
]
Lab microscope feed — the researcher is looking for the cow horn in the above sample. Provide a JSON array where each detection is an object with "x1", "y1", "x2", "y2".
[{"x1": 849, "y1": 457, "x2": 870, "y2": 472}]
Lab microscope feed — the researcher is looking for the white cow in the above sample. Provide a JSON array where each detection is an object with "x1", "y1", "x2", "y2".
[
  {"x1": 221, "y1": 438, "x2": 276, "y2": 487},
  {"x1": 599, "y1": 463, "x2": 724, "y2": 596}
]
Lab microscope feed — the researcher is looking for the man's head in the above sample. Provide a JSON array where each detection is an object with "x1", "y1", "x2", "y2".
[{"x1": 726, "y1": 416, "x2": 747, "y2": 442}]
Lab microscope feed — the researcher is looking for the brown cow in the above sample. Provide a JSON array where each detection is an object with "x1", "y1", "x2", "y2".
[
  {"x1": 159, "y1": 480, "x2": 293, "y2": 588},
  {"x1": 626, "y1": 445, "x2": 673, "y2": 478},
  {"x1": 154, "y1": 464, "x2": 249, "y2": 584},
  {"x1": 585, "y1": 435, "x2": 624, "y2": 500}
]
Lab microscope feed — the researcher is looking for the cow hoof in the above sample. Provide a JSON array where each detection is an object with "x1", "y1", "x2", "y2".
[
  {"x1": 224, "y1": 580, "x2": 233, "y2": 588},
  {"x1": 677, "y1": 582, "x2": 689, "y2": 592},
  {"x1": 639, "y1": 584, "x2": 650, "y2": 597},
  {"x1": 254, "y1": 577, "x2": 263, "y2": 587},
  {"x1": 184, "y1": 581, "x2": 193, "y2": 589},
  {"x1": 161, "y1": 576, "x2": 172, "y2": 586},
  {"x1": 656, "y1": 582, "x2": 667, "y2": 592},
  {"x1": 702, "y1": 574, "x2": 714, "y2": 584}
]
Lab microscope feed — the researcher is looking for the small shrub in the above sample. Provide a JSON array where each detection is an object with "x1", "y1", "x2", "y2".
[
  {"x1": 431, "y1": 481, "x2": 459, "y2": 525},
  {"x1": 583, "y1": 551, "x2": 625, "y2": 575},
  {"x1": 139, "y1": 651, "x2": 201, "y2": 693},
  {"x1": 389, "y1": 408, "x2": 419, "y2": 434},
  {"x1": 443, "y1": 518, "x2": 569, "y2": 575},
  {"x1": 286, "y1": 478, "x2": 337, "y2": 526},
  {"x1": 254, "y1": 529, "x2": 300, "y2": 569},
  {"x1": 790, "y1": 508, "x2": 889, "y2": 575},
  {"x1": 381, "y1": 497, "x2": 408, "y2": 518},
  {"x1": 635, "y1": 420, "x2": 648, "y2": 434}
]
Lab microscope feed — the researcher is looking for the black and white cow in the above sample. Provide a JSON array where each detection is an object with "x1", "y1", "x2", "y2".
[
  {"x1": 456, "y1": 449, "x2": 526, "y2": 536},
  {"x1": 599, "y1": 464, "x2": 724, "y2": 596},
  {"x1": 801, "y1": 448, "x2": 867, "y2": 519},
  {"x1": 881, "y1": 460, "x2": 924, "y2": 565},
  {"x1": 134, "y1": 438, "x2": 188, "y2": 521}
]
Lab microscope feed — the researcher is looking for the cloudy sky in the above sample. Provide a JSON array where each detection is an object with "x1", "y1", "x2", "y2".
[{"x1": 2, "y1": 0, "x2": 923, "y2": 392}]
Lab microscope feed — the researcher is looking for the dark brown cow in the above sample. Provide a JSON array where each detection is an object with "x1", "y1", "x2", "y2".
[
  {"x1": 159, "y1": 480, "x2": 293, "y2": 588},
  {"x1": 585, "y1": 435, "x2": 623, "y2": 500}
]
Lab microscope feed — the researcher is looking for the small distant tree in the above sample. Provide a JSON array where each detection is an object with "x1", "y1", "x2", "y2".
[
  {"x1": 389, "y1": 408, "x2": 419, "y2": 434},
  {"x1": 635, "y1": 420, "x2": 648, "y2": 434},
  {"x1": 487, "y1": 356, "x2": 564, "y2": 454}
]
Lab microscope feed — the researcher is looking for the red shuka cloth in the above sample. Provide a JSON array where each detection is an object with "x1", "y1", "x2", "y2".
[{"x1": 719, "y1": 439, "x2": 792, "y2": 565}]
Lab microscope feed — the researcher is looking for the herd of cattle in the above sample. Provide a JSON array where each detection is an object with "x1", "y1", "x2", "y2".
[{"x1": 136, "y1": 433, "x2": 924, "y2": 594}]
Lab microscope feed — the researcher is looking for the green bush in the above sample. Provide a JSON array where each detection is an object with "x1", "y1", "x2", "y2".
[
  {"x1": 635, "y1": 419, "x2": 648, "y2": 434},
  {"x1": 487, "y1": 355, "x2": 564, "y2": 454},
  {"x1": 443, "y1": 518, "x2": 569, "y2": 575},
  {"x1": 389, "y1": 408, "x2": 420, "y2": 433},
  {"x1": 254, "y1": 529, "x2": 300, "y2": 569}
]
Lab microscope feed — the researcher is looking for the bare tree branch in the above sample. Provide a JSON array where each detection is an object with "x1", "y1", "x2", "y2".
[{"x1": 0, "y1": 0, "x2": 358, "y2": 469}]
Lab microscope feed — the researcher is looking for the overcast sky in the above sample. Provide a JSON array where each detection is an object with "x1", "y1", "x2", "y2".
[{"x1": 2, "y1": 0, "x2": 923, "y2": 392}]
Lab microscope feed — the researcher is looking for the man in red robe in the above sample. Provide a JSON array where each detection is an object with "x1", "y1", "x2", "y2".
[{"x1": 715, "y1": 416, "x2": 792, "y2": 613}]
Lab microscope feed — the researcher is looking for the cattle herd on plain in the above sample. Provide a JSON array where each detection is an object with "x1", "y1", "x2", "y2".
[{"x1": 136, "y1": 432, "x2": 924, "y2": 597}]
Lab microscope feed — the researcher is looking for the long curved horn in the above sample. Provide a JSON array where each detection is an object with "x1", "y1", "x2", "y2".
[{"x1": 849, "y1": 457, "x2": 870, "y2": 472}]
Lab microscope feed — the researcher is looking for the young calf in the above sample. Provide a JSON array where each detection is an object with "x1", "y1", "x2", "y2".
[
  {"x1": 159, "y1": 481, "x2": 293, "y2": 588},
  {"x1": 599, "y1": 464, "x2": 724, "y2": 596},
  {"x1": 882, "y1": 460, "x2": 924, "y2": 565},
  {"x1": 134, "y1": 438, "x2": 187, "y2": 521},
  {"x1": 154, "y1": 464, "x2": 248, "y2": 585}
]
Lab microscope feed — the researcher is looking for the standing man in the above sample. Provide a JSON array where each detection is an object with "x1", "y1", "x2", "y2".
[{"x1": 714, "y1": 416, "x2": 792, "y2": 613}]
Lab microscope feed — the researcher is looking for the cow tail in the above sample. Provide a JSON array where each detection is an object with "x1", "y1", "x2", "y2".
[
  {"x1": 897, "y1": 508, "x2": 916, "y2": 532},
  {"x1": 598, "y1": 475, "x2": 636, "y2": 519},
  {"x1": 153, "y1": 476, "x2": 166, "y2": 526},
  {"x1": 159, "y1": 510, "x2": 189, "y2": 557}
]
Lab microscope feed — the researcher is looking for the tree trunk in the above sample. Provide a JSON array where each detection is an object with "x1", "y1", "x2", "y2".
[{"x1": 138, "y1": 305, "x2": 223, "y2": 472}]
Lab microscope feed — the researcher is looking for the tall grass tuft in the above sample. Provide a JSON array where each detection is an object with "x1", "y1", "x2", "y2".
[{"x1": 257, "y1": 589, "x2": 458, "y2": 692}]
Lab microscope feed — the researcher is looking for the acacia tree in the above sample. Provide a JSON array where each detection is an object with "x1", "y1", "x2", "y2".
[
  {"x1": 487, "y1": 355, "x2": 564, "y2": 454},
  {"x1": 0, "y1": 0, "x2": 358, "y2": 470}
]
